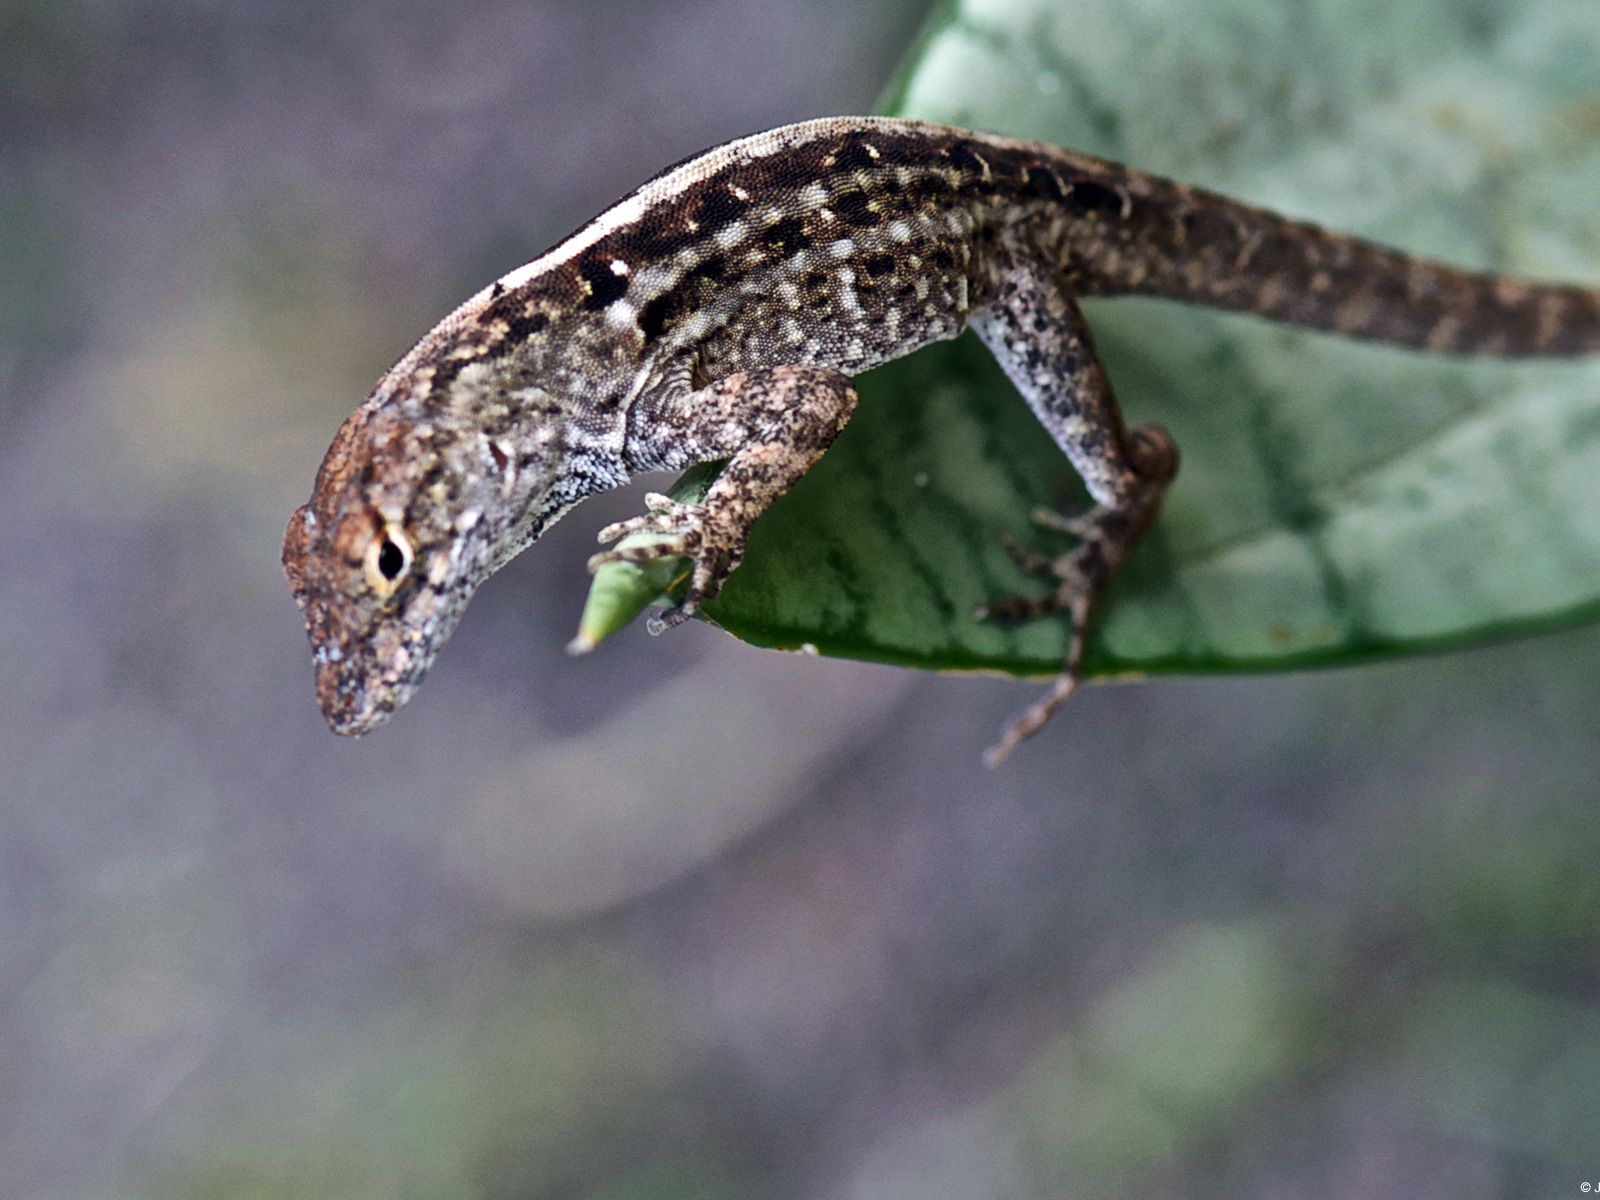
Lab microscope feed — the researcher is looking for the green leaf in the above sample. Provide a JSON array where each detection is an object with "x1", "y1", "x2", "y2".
[{"x1": 584, "y1": 0, "x2": 1600, "y2": 680}]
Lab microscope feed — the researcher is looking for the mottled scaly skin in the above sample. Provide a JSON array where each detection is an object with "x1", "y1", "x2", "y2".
[{"x1": 283, "y1": 116, "x2": 1600, "y2": 759}]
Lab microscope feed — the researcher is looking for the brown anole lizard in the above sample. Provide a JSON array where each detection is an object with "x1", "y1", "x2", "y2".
[{"x1": 282, "y1": 117, "x2": 1600, "y2": 763}]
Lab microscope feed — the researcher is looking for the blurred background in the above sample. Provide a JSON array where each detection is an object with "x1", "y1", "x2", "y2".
[{"x1": 4, "y1": 1, "x2": 1600, "y2": 1197}]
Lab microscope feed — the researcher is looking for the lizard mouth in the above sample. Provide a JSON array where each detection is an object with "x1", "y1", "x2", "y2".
[{"x1": 314, "y1": 657, "x2": 403, "y2": 736}]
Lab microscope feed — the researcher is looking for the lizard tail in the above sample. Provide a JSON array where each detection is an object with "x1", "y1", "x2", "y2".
[{"x1": 1087, "y1": 177, "x2": 1600, "y2": 357}]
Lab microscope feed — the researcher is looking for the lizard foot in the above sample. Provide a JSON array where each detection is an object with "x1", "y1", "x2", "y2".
[
  {"x1": 975, "y1": 500, "x2": 1145, "y2": 767},
  {"x1": 976, "y1": 534, "x2": 1101, "y2": 768},
  {"x1": 977, "y1": 422, "x2": 1177, "y2": 765},
  {"x1": 988, "y1": 502, "x2": 1101, "y2": 582},
  {"x1": 589, "y1": 493, "x2": 747, "y2": 633}
]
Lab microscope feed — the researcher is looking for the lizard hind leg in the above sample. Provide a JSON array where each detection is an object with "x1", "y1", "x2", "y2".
[{"x1": 968, "y1": 257, "x2": 1179, "y2": 765}]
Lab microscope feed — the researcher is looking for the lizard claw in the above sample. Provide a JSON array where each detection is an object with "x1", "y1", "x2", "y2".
[
  {"x1": 587, "y1": 537, "x2": 691, "y2": 573},
  {"x1": 974, "y1": 542, "x2": 1095, "y2": 621},
  {"x1": 589, "y1": 496, "x2": 749, "y2": 629},
  {"x1": 1030, "y1": 505, "x2": 1098, "y2": 538},
  {"x1": 596, "y1": 495, "x2": 698, "y2": 545},
  {"x1": 996, "y1": 532, "x2": 1061, "y2": 580},
  {"x1": 645, "y1": 603, "x2": 696, "y2": 635}
]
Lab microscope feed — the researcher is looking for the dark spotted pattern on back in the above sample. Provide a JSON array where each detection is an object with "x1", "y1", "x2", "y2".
[
  {"x1": 766, "y1": 216, "x2": 812, "y2": 255},
  {"x1": 469, "y1": 115, "x2": 1600, "y2": 373},
  {"x1": 833, "y1": 190, "x2": 881, "y2": 228},
  {"x1": 578, "y1": 257, "x2": 629, "y2": 310}
]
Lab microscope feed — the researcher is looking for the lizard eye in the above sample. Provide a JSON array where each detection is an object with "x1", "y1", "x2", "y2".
[
  {"x1": 377, "y1": 538, "x2": 405, "y2": 579},
  {"x1": 365, "y1": 525, "x2": 413, "y2": 594}
]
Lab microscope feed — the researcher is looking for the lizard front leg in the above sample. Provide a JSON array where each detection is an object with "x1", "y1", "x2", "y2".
[
  {"x1": 594, "y1": 364, "x2": 858, "y2": 630},
  {"x1": 970, "y1": 252, "x2": 1179, "y2": 765}
]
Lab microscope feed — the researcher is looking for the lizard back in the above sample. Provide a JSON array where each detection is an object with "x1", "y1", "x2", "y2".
[{"x1": 442, "y1": 115, "x2": 1600, "y2": 402}]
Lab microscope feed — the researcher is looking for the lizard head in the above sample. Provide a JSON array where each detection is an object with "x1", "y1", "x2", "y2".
[{"x1": 282, "y1": 384, "x2": 576, "y2": 736}]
